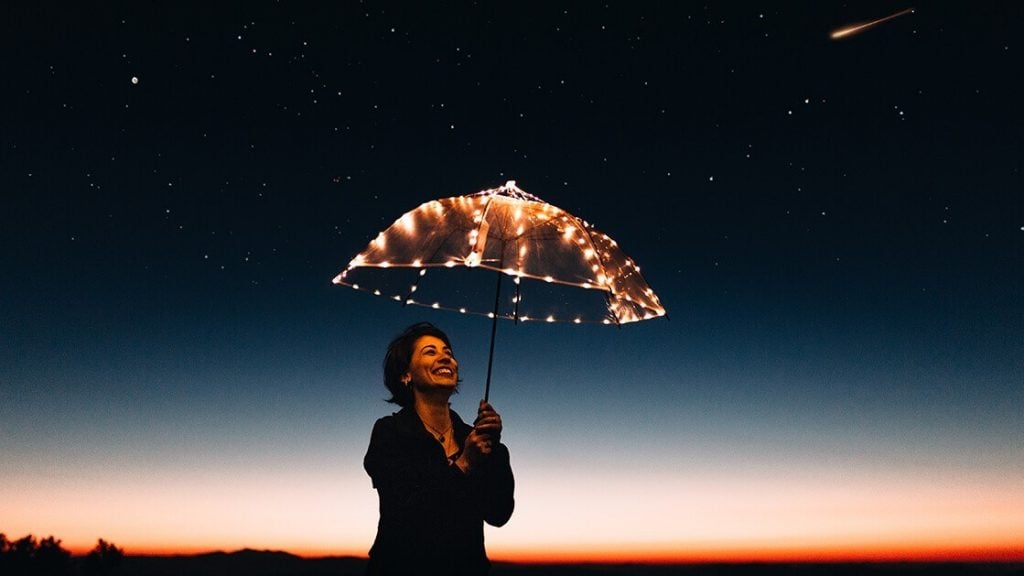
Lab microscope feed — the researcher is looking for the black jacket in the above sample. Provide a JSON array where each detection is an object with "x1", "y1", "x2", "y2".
[{"x1": 364, "y1": 406, "x2": 515, "y2": 575}]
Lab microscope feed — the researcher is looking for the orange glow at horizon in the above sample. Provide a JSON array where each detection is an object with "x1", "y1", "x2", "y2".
[{"x1": 6, "y1": 464, "x2": 1023, "y2": 563}]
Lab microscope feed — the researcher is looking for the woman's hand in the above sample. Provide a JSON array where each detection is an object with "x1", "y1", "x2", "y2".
[
  {"x1": 473, "y1": 400, "x2": 502, "y2": 444},
  {"x1": 455, "y1": 400, "x2": 503, "y2": 473}
]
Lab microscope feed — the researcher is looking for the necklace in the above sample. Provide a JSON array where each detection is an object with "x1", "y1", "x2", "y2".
[{"x1": 422, "y1": 420, "x2": 453, "y2": 444}]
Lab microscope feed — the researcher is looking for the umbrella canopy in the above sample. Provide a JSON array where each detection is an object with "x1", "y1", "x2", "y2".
[
  {"x1": 334, "y1": 181, "x2": 667, "y2": 400},
  {"x1": 334, "y1": 181, "x2": 666, "y2": 325}
]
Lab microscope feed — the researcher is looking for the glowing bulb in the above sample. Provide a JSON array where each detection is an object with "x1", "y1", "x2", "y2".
[
  {"x1": 400, "y1": 213, "x2": 416, "y2": 232},
  {"x1": 373, "y1": 290, "x2": 381, "y2": 296},
  {"x1": 573, "y1": 318, "x2": 582, "y2": 324},
  {"x1": 380, "y1": 261, "x2": 391, "y2": 268},
  {"x1": 487, "y1": 312, "x2": 495, "y2": 319},
  {"x1": 352, "y1": 284, "x2": 359, "y2": 290},
  {"x1": 544, "y1": 275, "x2": 554, "y2": 283},
  {"x1": 413, "y1": 259, "x2": 422, "y2": 267},
  {"x1": 445, "y1": 261, "x2": 456, "y2": 268},
  {"x1": 546, "y1": 315, "x2": 555, "y2": 323},
  {"x1": 432, "y1": 302, "x2": 440, "y2": 309}
]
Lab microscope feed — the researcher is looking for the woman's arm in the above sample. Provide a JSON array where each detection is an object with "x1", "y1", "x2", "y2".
[{"x1": 482, "y1": 442, "x2": 515, "y2": 527}]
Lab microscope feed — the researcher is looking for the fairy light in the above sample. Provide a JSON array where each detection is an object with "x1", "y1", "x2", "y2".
[
  {"x1": 432, "y1": 302, "x2": 440, "y2": 309},
  {"x1": 546, "y1": 315, "x2": 555, "y2": 323},
  {"x1": 413, "y1": 259, "x2": 422, "y2": 267},
  {"x1": 400, "y1": 213, "x2": 416, "y2": 233}
]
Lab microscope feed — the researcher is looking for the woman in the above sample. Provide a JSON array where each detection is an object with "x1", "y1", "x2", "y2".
[{"x1": 364, "y1": 322, "x2": 515, "y2": 575}]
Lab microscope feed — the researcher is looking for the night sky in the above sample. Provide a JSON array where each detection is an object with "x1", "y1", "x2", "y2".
[{"x1": 2, "y1": 1, "x2": 1022, "y2": 562}]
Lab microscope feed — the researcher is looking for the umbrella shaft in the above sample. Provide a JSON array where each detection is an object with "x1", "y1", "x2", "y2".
[{"x1": 484, "y1": 270, "x2": 502, "y2": 403}]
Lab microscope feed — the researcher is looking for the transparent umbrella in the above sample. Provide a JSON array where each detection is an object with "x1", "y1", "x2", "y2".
[{"x1": 333, "y1": 181, "x2": 667, "y2": 400}]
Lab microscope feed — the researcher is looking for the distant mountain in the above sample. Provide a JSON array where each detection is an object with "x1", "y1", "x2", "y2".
[
  {"x1": 114, "y1": 553, "x2": 1024, "y2": 576},
  {"x1": 123, "y1": 549, "x2": 366, "y2": 576}
]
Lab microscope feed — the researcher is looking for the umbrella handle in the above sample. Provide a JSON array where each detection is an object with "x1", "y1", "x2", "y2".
[{"x1": 483, "y1": 269, "x2": 502, "y2": 403}]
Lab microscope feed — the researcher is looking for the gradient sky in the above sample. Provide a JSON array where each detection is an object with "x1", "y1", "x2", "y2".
[{"x1": 2, "y1": 1, "x2": 1022, "y2": 562}]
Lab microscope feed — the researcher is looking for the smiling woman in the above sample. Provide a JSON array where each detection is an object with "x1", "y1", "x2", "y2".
[{"x1": 364, "y1": 322, "x2": 515, "y2": 575}]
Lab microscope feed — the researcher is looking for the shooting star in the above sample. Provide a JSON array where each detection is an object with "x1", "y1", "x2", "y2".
[{"x1": 831, "y1": 8, "x2": 914, "y2": 40}]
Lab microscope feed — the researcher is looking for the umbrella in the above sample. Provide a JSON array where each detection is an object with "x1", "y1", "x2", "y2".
[{"x1": 333, "y1": 180, "x2": 666, "y2": 400}]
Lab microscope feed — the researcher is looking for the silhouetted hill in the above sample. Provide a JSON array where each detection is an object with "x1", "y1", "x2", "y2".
[
  {"x1": 122, "y1": 549, "x2": 366, "y2": 576},
  {"x1": 110, "y1": 551, "x2": 1024, "y2": 576}
]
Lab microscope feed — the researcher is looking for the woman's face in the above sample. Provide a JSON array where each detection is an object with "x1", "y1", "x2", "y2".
[{"x1": 405, "y1": 335, "x2": 459, "y2": 390}]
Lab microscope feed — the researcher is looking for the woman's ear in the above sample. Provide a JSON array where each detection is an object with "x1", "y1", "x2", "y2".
[{"x1": 401, "y1": 373, "x2": 412, "y2": 386}]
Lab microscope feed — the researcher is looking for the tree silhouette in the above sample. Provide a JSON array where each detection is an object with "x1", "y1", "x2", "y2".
[
  {"x1": 36, "y1": 536, "x2": 72, "y2": 576},
  {"x1": 0, "y1": 534, "x2": 72, "y2": 576},
  {"x1": 0, "y1": 533, "x2": 123, "y2": 576},
  {"x1": 80, "y1": 538, "x2": 124, "y2": 576}
]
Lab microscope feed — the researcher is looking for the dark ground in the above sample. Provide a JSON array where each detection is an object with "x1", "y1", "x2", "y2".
[{"x1": 116, "y1": 550, "x2": 1024, "y2": 576}]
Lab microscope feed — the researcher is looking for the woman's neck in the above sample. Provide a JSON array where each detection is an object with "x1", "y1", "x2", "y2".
[{"x1": 413, "y1": 393, "x2": 452, "y2": 432}]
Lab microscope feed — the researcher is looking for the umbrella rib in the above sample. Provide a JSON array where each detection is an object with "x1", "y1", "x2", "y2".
[{"x1": 574, "y1": 215, "x2": 622, "y2": 327}]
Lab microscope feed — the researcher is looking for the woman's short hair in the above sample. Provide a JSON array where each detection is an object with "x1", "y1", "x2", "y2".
[{"x1": 383, "y1": 322, "x2": 455, "y2": 407}]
